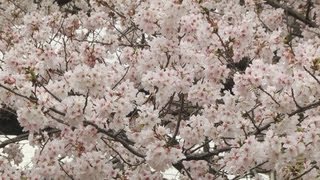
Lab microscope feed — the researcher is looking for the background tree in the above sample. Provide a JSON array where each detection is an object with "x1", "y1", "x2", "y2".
[{"x1": 0, "y1": 0, "x2": 320, "y2": 179}]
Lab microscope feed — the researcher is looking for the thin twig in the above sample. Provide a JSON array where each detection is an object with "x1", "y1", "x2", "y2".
[
  {"x1": 159, "y1": 92, "x2": 176, "y2": 117},
  {"x1": 303, "y1": 66, "x2": 320, "y2": 85},
  {"x1": 46, "y1": 112, "x2": 69, "y2": 126},
  {"x1": 182, "y1": 165, "x2": 194, "y2": 180},
  {"x1": 101, "y1": 137, "x2": 145, "y2": 167},
  {"x1": 37, "y1": 80, "x2": 62, "y2": 102},
  {"x1": 0, "y1": 83, "x2": 37, "y2": 103},
  {"x1": 243, "y1": 111, "x2": 260, "y2": 133},
  {"x1": 8, "y1": 0, "x2": 27, "y2": 13},
  {"x1": 111, "y1": 67, "x2": 129, "y2": 90},
  {"x1": 291, "y1": 88, "x2": 302, "y2": 109},
  {"x1": 58, "y1": 161, "x2": 74, "y2": 180},
  {"x1": 258, "y1": 86, "x2": 280, "y2": 106},
  {"x1": 48, "y1": 107, "x2": 66, "y2": 116},
  {"x1": 232, "y1": 161, "x2": 269, "y2": 180},
  {"x1": 96, "y1": 0, "x2": 126, "y2": 19}
]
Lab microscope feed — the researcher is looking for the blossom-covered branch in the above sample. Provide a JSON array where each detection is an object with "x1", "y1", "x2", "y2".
[{"x1": 0, "y1": 0, "x2": 320, "y2": 179}]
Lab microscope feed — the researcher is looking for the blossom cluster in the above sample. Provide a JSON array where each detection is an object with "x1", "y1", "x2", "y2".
[{"x1": 0, "y1": 0, "x2": 320, "y2": 179}]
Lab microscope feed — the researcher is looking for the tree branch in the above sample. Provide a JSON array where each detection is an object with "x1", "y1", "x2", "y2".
[
  {"x1": 0, "y1": 129, "x2": 60, "y2": 149},
  {"x1": 184, "y1": 146, "x2": 232, "y2": 161},
  {"x1": 288, "y1": 99, "x2": 320, "y2": 117},
  {"x1": 291, "y1": 165, "x2": 318, "y2": 180},
  {"x1": 83, "y1": 120, "x2": 146, "y2": 158},
  {"x1": 169, "y1": 93, "x2": 184, "y2": 145},
  {"x1": 264, "y1": 0, "x2": 318, "y2": 28}
]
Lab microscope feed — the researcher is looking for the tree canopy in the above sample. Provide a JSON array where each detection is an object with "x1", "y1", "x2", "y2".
[{"x1": 1, "y1": 0, "x2": 320, "y2": 179}]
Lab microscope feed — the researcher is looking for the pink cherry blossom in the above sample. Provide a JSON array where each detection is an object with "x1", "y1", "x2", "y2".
[{"x1": 0, "y1": 0, "x2": 320, "y2": 179}]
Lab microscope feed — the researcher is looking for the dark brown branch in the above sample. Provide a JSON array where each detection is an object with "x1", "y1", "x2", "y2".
[
  {"x1": 159, "y1": 92, "x2": 176, "y2": 117},
  {"x1": 303, "y1": 66, "x2": 320, "y2": 85},
  {"x1": 38, "y1": 80, "x2": 62, "y2": 102},
  {"x1": 186, "y1": 140, "x2": 212, "y2": 155},
  {"x1": 8, "y1": 0, "x2": 27, "y2": 13},
  {"x1": 243, "y1": 110, "x2": 260, "y2": 133},
  {"x1": 305, "y1": 0, "x2": 313, "y2": 21},
  {"x1": 251, "y1": 98, "x2": 320, "y2": 135},
  {"x1": 58, "y1": 160, "x2": 74, "y2": 180},
  {"x1": 82, "y1": 90, "x2": 89, "y2": 114},
  {"x1": 83, "y1": 120, "x2": 146, "y2": 158},
  {"x1": 264, "y1": 0, "x2": 318, "y2": 28},
  {"x1": 171, "y1": 147, "x2": 232, "y2": 177},
  {"x1": 250, "y1": 121, "x2": 273, "y2": 136},
  {"x1": 258, "y1": 86, "x2": 280, "y2": 106},
  {"x1": 183, "y1": 146, "x2": 232, "y2": 161},
  {"x1": 111, "y1": 67, "x2": 129, "y2": 90},
  {"x1": 0, "y1": 129, "x2": 60, "y2": 149},
  {"x1": 291, "y1": 165, "x2": 318, "y2": 180},
  {"x1": 0, "y1": 133, "x2": 28, "y2": 149},
  {"x1": 54, "y1": 0, "x2": 72, "y2": 6},
  {"x1": 101, "y1": 137, "x2": 145, "y2": 167},
  {"x1": 291, "y1": 88, "x2": 302, "y2": 109},
  {"x1": 48, "y1": 107, "x2": 66, "y2": 116},
  {"x1": 182, "y1": 165, "x2": 194, "y2": 180},
  {"x1": 232, "y1": 161, "x2": 269, "y2": 180},
  {"x1": 169, "y1": 93, "x2": 184, "y2": 145},
  {"x1": 46, "y1": 112, "x2": 69, "y2": 126},
  {"x1": 214, "y1": 31, "x2": 233, "y2": 63},
  {"x1": 288, "y1": 99, "x2": 320, "y2": 117},
  {"x1": 39, "y1": 138, "x2": 51, "y2": 156},
  {"x1": 172, "y1": 162, "x2": 194, "y2": 180},
  {"x1": 96, "y1": 0, "x2": 126, "y2": 19},
  {"x1": 0, "y1": 83, "x2": 37, "y2": 103},
  {"x1": 248, "y1": 97, "x2": 320, "y2": 135}
]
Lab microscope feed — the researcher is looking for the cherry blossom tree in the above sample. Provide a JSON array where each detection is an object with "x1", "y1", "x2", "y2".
[{"x1": 1, "y1": 0, "x2": 320, "y2": 179}]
